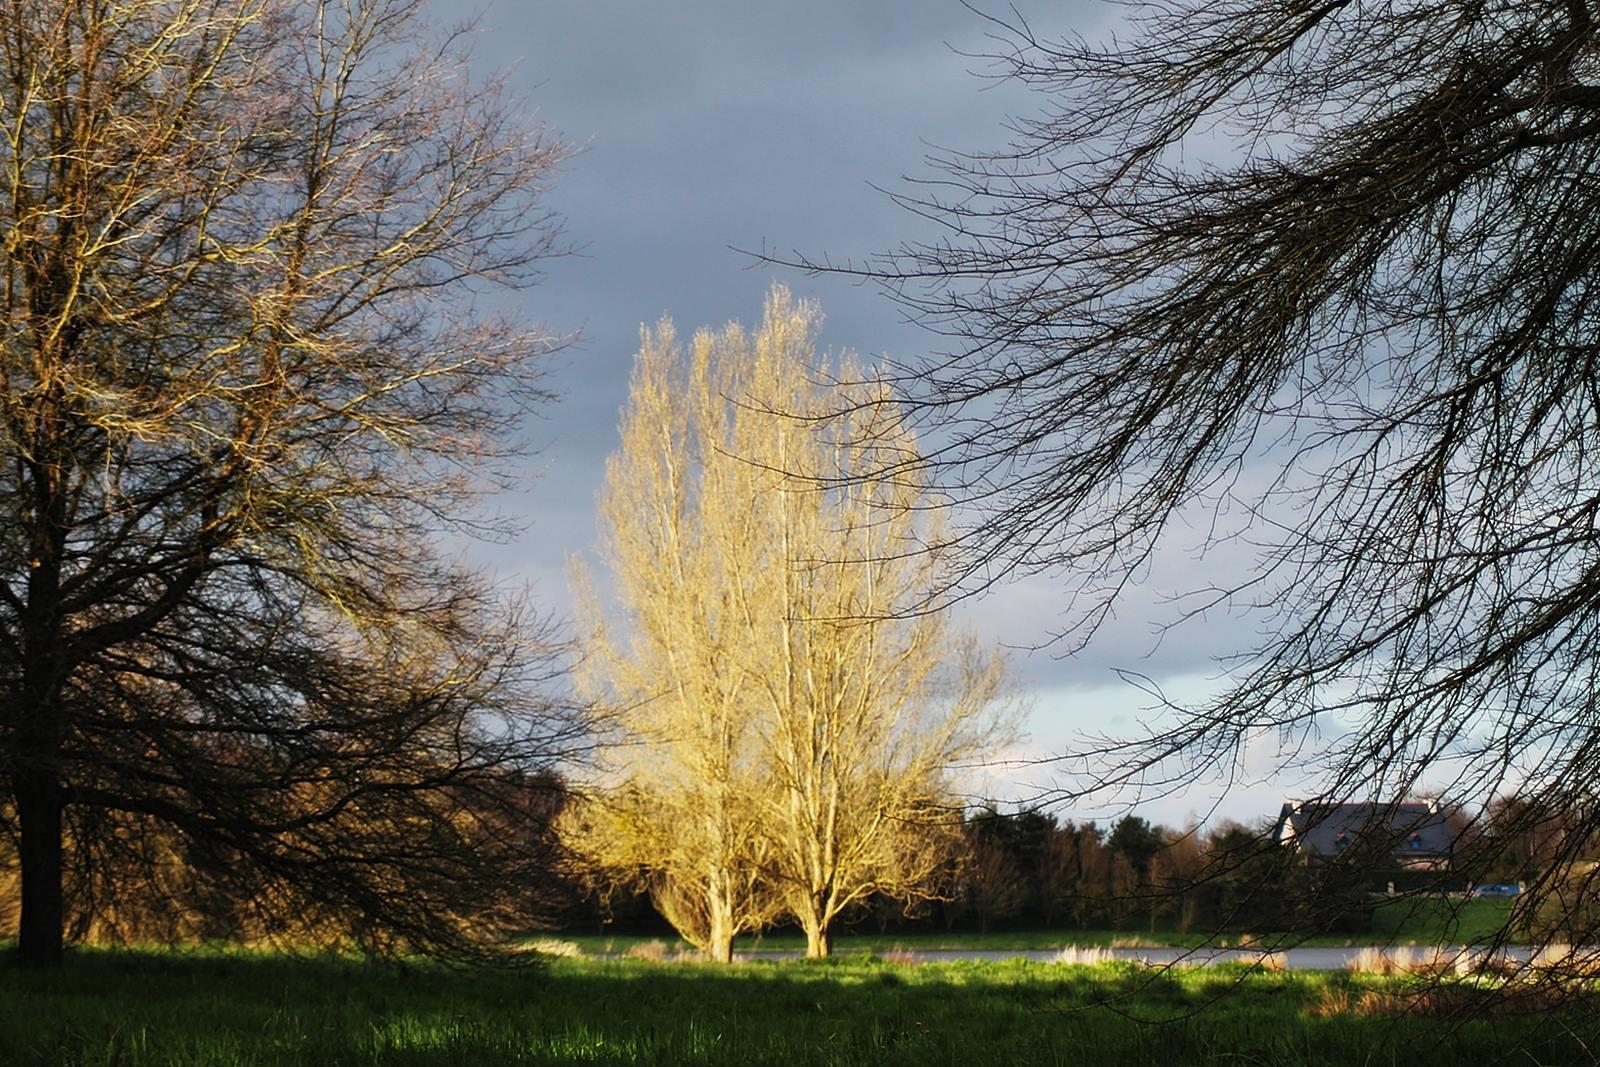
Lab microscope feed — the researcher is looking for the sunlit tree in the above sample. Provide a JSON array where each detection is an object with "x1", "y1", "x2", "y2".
[{"x1": 576, "y1": 287, "x2": 1009, "y2": 960}]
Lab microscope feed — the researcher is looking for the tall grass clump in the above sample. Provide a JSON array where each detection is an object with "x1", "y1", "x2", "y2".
[{"x1": 1053, "y1": 945, "x2": 1116, "y2": 965}]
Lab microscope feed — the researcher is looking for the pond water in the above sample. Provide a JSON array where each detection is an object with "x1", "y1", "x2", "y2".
[{"x1": 727, "y1": 945, "x2": 1536, "y2": 969}]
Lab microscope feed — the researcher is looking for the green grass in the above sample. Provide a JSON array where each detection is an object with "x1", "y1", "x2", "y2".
[
  {"x1": 1365, "y1": 896, "x2": 1516, "y2": 946},
  {"x1": 1, "y1": 944, "x2": 1590, "y2": 1066}
]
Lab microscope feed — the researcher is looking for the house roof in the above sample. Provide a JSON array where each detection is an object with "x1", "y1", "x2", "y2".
[{"x1": 1274, "y1": 800, "x2": 1455, "y2": 857}]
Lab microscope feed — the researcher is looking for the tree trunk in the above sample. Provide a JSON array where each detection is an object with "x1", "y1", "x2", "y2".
[
  {"x1": 14, "y1": 676, "x2": 67, "y2": 968},
  {"x1": 14, "y1": 770, "x2": 65, "y2": 967},
  {"x1": 703, "y1": 877, "x2": 736, "y2": 963},
  {"x1": 706, "y1": 910, "x2": 734, "y2": 963},
  {"x1": 16, "y1": 514, "x2": 68, "y2": 967},
  {"x1": 801, "y1": 913, "x2": 832, "y2": 959}
]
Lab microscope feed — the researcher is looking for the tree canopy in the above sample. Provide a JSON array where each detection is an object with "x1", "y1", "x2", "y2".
[
  {"x1": 780, "y1": 0, "x2": 1600, "y2": 947},
  {"x1": 572, "y1": 287, "x2": 1010, "y2": 960},
  {"x1": 0, "y1": 0, "x2": 584, "y2": 966}
]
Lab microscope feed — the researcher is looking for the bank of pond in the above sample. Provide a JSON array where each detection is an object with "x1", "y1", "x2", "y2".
[
  {"x1": 4, "y1": 945, "x2": 1597, "y2": 1066},
  {"x1": 561, "y1": 893, "x2": 1520, "y2": 959}
]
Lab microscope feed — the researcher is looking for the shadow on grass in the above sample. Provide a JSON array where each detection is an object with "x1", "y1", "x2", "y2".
[{"x1": 1, "y1": 947, "x2": 1593, "y2": 1066}]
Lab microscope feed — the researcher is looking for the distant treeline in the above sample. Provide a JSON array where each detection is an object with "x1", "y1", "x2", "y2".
[
  {"x1": 9, "y1": 784, "x2": 1594, "y2": 948},
  {"x1": 563, "y1": 799, "x2": 1600, "y2": 940},
  {"x1": 561, "y1": 808, "x2": 1392, "y2": 938}
]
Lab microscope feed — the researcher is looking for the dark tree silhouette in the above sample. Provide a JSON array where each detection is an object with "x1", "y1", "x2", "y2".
[
  {"x1": 0, "y1": 0, "x2": 585, "y2": 966},
  {"x1": 1107, "y1": 816, "x2": 1164, "y2": 884},
  {"x1": 784, "y1": 0, "x2": 1600, "y2": 962}
]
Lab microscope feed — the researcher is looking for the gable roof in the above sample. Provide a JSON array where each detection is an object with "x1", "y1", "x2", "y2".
[{"x1": 1274, "y1": 800, "x2": 1455, "y2": 857}]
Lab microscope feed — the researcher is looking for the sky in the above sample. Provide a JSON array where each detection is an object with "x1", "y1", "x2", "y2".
[{"x1": 455, "y1": 1, "x2": 1312, "y2": 828}]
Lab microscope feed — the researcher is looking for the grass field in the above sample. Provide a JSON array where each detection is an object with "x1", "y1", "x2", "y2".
[
  {"x1": 1366, "y1": 895, "x2": 1515, "y2": 945},
  {"x1": 3, "y1": 940, "x2": 1591, "y2": 1066}
]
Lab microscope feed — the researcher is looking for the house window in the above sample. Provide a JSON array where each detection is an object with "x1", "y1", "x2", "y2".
[
  {"x1": 1409, "y1": 832, "x2": 1423, "y2": 850},
  {"x1": 1335, "y1": 830, "x2": 1349, "y2": 851}
]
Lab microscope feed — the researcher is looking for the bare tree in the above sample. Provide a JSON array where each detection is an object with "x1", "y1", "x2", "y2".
[
  {"x1": 575, "y1": 287, "x2": 1010, "y2": 960},
  {"x1": 568, "y1": 313, "x2": 784, "y2": 964},
  {"x1": 779, "y1": 0, "x2": 1600, "y2": 956},
  {"x1": 0, "y1": 0, "x2": 584, "y2": 966}
]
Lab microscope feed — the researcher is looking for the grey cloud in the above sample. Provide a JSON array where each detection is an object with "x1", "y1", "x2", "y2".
[
  {"x1": 448, "y1": 1, "x2": 1284, "y2": 782},
  {"x1": 484, "y1": 1, "x2": 986, "y2": 111}
]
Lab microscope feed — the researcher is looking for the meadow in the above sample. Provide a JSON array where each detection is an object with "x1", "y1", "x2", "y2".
[{"x1": 4, "y1": 938, "x2": 1593, "y2": 1067}]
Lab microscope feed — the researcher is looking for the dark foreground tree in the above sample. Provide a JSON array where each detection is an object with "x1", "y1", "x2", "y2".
[
  {"x1": 0, "y1": 0, "x2": 584, "y2": 966},
  {"x1": 788, "y1": 0, "x2": 1600, "y2": 958}
]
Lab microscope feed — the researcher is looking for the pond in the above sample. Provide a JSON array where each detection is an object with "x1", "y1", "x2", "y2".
[{"x1": 726, "y1": 945, "x2": 1537, "y2": 969}]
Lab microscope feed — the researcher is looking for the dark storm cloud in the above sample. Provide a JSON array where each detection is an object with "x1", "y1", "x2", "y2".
[
  {"x1": 458, "y1": 1, "x2": 1283, "y2": 801},
  {"x1": 488, "y1": 1, "x2": 1000, "y2": 112}
]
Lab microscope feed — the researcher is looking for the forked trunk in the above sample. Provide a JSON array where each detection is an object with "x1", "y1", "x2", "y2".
[{"x1": 801, "y1": 913, "x2": 832, "y2": 959}]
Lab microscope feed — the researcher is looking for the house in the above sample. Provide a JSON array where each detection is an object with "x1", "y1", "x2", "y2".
[{"x1": 1274, "y1": 799, "x2": 1455, "y2": 870}]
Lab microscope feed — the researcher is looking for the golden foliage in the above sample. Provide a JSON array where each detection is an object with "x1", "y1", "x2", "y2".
[{"x1": 571, "y1": 287, "x2": 1013, "y2": 960}]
